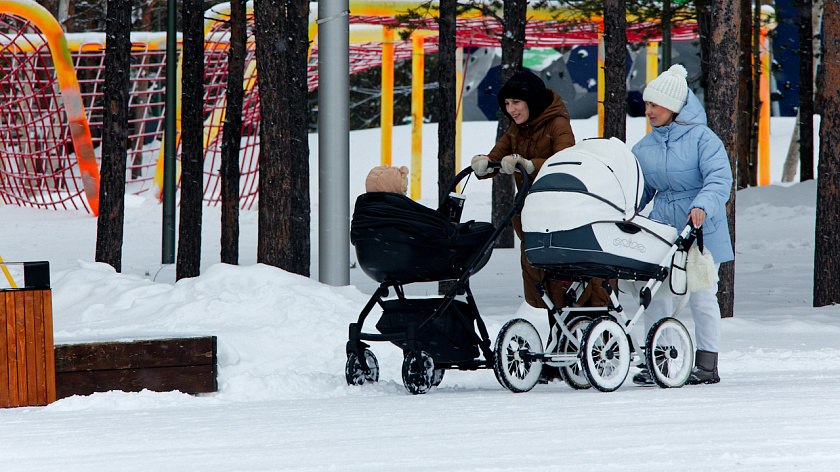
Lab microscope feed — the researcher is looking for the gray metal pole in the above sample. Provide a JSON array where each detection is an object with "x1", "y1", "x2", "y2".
[{"x1": 317, "y1": 0, "x2": 350, "y2": 285}]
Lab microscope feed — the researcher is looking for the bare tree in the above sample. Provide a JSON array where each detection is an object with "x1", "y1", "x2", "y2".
[
  {"x1": 799, "y1": 0, "x2": 815, "y2": 182},
  {"x1": 95, "y1": 0, "x2": 130, "y2": 272},
  {"x1": 603, "y1": 0, "x2": 627, "y2": 141},
  {"x1": 254, "y1": 0, "x2": 311, "y2": 276},
  {"x1": 813, "y1": 0, "x2": 840, "y2": 307},
  {"x1": 176, "y1": 0, "x2": 204, "y2": 280},
  {"x1": 437, "y1": 0, "x2": 457, "y2": 294},
  {"x1": 220, "y1": 0, "x2": 246, "y2": 265},
  {"x1": 737, "y1": 0, "x2": 755, "y2": 191},
  {"x1": 704, "y1": 0, "x2": 741, "y2": 318}
]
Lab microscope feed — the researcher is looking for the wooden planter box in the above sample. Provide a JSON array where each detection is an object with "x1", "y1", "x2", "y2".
[
  {"x1": 54, "y1": 336, "x2": 218, "y2": 399},
  {"x1": 1, "y1": 262, "x2": 56, "y2": 408}
]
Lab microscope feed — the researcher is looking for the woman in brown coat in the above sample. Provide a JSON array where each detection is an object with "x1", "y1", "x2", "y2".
[{"x1": 471, "y1": 70, "x2": 609, "y2": 310}]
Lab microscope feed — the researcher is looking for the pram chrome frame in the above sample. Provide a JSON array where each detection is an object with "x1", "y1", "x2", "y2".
[
  {"x1": 346, "y1": 162, "x2": 533, "y2": 394},
  {"x1": 514, "y1": 224, "x2": 700, "y2": 392}
]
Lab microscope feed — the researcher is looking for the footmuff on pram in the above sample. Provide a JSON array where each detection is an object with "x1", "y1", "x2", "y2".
[{"x1": 351, "y1": 192, "x2": 494, "y2": 284}]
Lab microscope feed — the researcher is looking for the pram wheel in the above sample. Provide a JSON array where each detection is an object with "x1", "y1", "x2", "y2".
[
  {"x1": 493, "y1": 318, "x2": 543, "y2": 393},
  {"x1": 581, "y1": 316, "x2": 631, "y2": 392},
  {"x1": 645, "y1": 317, "x2": 694, "y2": 388},
  {"x1": 345, "y1": 349, "x2": 380, "y2": 386},
  {"x1": 559, "y1": 316, "x2": 592, "y2": 390},
  {"x1": 402, "y1": 350, "x2": 436, "y2": 394},
  {"x1": 432, "y1": 368, "x2": 445, "y2": 387}
]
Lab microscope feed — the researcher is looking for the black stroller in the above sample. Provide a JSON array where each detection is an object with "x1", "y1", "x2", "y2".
[{"x1": 345, "y1": 161, "x2": 531, "y2": 394}]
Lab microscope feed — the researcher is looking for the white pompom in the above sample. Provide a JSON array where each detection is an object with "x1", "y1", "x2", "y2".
[{"x1": 669, "y1": 64, "x2": 688, "y2": 79}]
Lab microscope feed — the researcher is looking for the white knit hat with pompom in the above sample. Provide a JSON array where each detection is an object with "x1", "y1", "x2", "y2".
[{"x1": 643, "y1": 64, "x2": 688, "y2": 113}]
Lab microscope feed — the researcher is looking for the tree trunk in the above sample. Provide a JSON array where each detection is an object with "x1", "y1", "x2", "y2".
[
  {"x1": 738, "y1": 0, "x2": 754, "y2": 190},
  {"x1": 254, "y1": 0, "x2": 311, "y2": 276},
  {"x1": 438, "y1": 0, "x2": 457, "y2": 294},
  {"x1": 695, "y1": 0, "x2": 711, "y2": 90},
  {"x1": 603, "y1": 0, "x2": 626, "y2": 141},
  {"x1": 491, "y1": 0, "x2": 527, "y2": 249},
  {"x1": 704, "y1": 0, "x2": 741, "y2": 318},
  {"x1": 220, "y1": 0, "x2": 246, "y2": 265},
  {"x1": 749, "y1": 0, "x2": 761, "y2": 187},
  {"x1": 813, "y1": 0, "x2": 840, "y2": 307},
  {"x1": 799, "y1": 0, "x2": 815, "y2": 182},
  {"x1": 176, "y1": 0, "x2": 205, "y2": 280},
  {"x1": 95, "y1": 0, "x2": 130, "y2": 273}
]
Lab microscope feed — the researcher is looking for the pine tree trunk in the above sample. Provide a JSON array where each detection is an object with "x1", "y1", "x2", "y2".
[
  {"x1": 220, "y1": 0, "x2": 246, "y2": 265},
  {"x1": 813, "y1": 0, "x2": 840, "y2": 307},
  {"x1": 438, "y1": 0, "x2": 457, "y2": 294},
  {"x1": 704, "y1": 0, "x2": 741, "y2": 318},
  {"x1": 255, "y1": 0, "x2": 311, "y2": 276},
  {"x1": 603, "y1": 0, "x2": 626, "y2": 141},
  {"x1": 95, "y1": 0, "x2": 130, "y2": 273},
  {"x1": 176, "y1": 0, "x2": 205, "y2": 281},
  {"x1": 491, "y1": 0, "x2": 527, "y2": 249},
  {"x1": 738, "y1": 0, "x2": 754, "y2": 190},
  {"x1": 799, "y1": 0, "x2": 815, "y2": 182}
]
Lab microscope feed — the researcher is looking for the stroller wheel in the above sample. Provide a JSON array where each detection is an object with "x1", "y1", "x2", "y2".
[
  {"x1": 432, "y1": 368, "x2": 445, "y2": 387},
  {"x1": 559, "y1": 316, "x2": 592, "y2": 390},
  {"x1": 581, "y1": 316, "x2": 631, "y2": 392},
  {"x1": 345, "y1": 349, "x2": 380, "y2": 386},
  {"x1": 402, "y1": 351, "x2": 436, "y2": 394},
  {"x1": 645, "y1": 317, "x2": 694, "y2": 388},
  {"x1": 493, "y1": 318, "x2": 543, "y2": 393}
]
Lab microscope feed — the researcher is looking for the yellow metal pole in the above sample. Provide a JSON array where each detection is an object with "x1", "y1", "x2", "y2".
[
  {"x1": 597, "y1": 30, "x2": 605, "y2": 138},
  {"x1": 455, "y1": 47, "x2": 464, "y2": 185},
  {"x1": 0, "y1": 255, "x2": 17, "y2": 289},
  {"x1": 381, "y1": 26, "x2": 395, "y2": 166},
  {"x1": 411, "y1": 33, "x2": 424, "y2": 200},
  {"x1": 759, "y1": 30, "x2": 771, "y2": 186},
  {"x1": 646, "y1": 42, "x2": 659, "y2": 134}
]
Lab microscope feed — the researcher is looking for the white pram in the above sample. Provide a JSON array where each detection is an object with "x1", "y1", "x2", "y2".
[{"x1": 492, "y1": 137, "x2": 702, "y2": 393}]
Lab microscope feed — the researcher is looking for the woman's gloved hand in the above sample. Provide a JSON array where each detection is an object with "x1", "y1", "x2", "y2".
[
  {"x1": 470, "y1": 154, "x2": 495, "y2": 176},
  {"x1": 500, "y1": 154, "x2": 535, "y2": 175}
]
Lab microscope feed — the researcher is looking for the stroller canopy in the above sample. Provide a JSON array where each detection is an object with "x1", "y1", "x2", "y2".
[{"x1": 522, "y1": 137, "x2": 644, "y2": 234}]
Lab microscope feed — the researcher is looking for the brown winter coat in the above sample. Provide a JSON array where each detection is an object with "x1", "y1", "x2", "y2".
[{"x1": 484, "y1": 91, "x2": 610, "y2": 309}]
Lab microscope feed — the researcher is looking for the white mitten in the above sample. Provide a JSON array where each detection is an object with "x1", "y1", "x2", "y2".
[
  {"x1": 500, "y1": 154, "x2": 535, "y2": 175},
  {"x1": 470, "y1": 154, "x2": 495, "y2": 176}
]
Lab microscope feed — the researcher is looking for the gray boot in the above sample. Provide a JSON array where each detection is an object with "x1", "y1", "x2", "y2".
[{"x1": 687, "y1": 350, "x2": 720, "y2": 385}]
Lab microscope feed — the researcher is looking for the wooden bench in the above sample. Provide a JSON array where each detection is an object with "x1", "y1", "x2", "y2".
[
  {"x1": 2, "y1": 260, "x2": 218, "y2": 406},
  {"x1": 54, "y1": 336, "x2": 217, "y2": 399}
]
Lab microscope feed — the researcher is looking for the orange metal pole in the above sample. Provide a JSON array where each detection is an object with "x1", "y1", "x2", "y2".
[
  {"x1": 381, "y1": 26, "x2": 395, "y2": 166},
  {"x1": 759, "y1": 30, "x2": 771, "y2": 186},
  {"x1": 410, "y1": 33, "x2": 424, "y2": 200},
  {"x1": 0, "y1": 0, "x2": 101, "y2": 215}
]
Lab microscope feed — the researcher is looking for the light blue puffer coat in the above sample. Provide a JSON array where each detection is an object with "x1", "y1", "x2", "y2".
[{"x1": 631, "y1": 89, "x2": 734, "y2": 264}]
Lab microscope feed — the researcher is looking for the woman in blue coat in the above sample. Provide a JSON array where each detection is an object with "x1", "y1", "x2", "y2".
[{"x1": 631, "y1": 64, "x2": 734, "y2": 385}]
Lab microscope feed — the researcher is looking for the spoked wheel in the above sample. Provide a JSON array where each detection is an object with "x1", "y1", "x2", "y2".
[
  {"x1": 645, "y1": 317, "x2": 694, "y2": 388},
  {"x1": 402, "y1": 350, "x2": 436, "y2": 395},
  {"x1": 559, "y1": 316, "x2": 592, "y2": 390},
  {"x1": 345, "y1": 349, "x2": 380, "y2": 386},
  {"x1": 493, "y1": 318, "x2": 543, "y2": 393},
  {"x1": 581, "y1": 316, "x2": 631, "y2": 392}
]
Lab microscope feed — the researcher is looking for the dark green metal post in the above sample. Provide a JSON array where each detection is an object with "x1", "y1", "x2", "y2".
[{"x1": 162, "y1": 0, "x2": 177, "y2": 263}]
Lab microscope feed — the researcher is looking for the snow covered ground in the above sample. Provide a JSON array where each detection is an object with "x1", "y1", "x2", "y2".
[{"x1": 1, "y1": 116, "x2": 839, "y2": 471}]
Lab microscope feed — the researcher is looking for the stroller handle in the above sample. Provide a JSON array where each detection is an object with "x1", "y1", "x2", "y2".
[{"x1": 443, "y1": 161, "x2": 532, "y2": 201}]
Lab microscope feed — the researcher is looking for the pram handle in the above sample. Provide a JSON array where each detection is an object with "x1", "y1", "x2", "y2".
[
  {"x1": 442, "y1": 161, "x2": 531, "y2": 204},
  {"x1": 676, "y1": 224, "x2": 704, "y2": 253}
]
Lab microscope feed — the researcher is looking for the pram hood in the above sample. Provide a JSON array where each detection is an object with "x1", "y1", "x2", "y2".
[{"x1": 522, "y1": 137, "x2": 644, "y2": 234}]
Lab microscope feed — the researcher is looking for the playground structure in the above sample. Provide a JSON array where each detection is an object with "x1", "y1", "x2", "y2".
[{"x1": 0, "y1": 0, "x2": 773, "y2": 215}]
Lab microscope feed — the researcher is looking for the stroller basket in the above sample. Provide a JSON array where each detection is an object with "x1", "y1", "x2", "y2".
[
  {"x1": 375, "y1": 298, "x2": 480, "y2": 363},
  {"x1": 351, "y1": 192, "x2": 495, "y2": 284}
]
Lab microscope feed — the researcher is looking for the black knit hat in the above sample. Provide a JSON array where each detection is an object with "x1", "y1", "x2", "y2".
[{"x1": 497, "y1": 70, "x2": 552, "y2": 123}]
